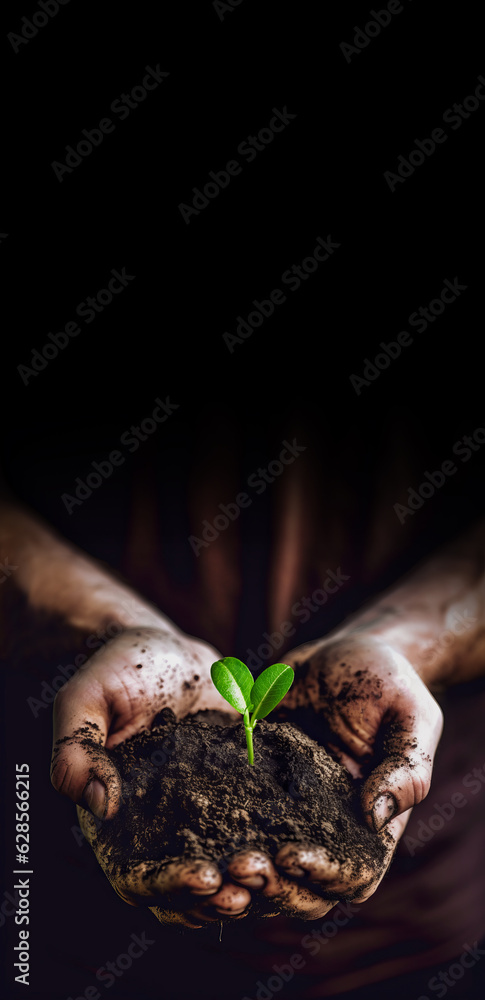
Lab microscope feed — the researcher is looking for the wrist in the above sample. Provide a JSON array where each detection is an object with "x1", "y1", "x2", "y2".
[{"x1": 333, "y1": 602, "x2": 472, "y2": 689}]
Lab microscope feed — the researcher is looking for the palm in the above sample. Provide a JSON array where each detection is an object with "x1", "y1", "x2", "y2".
[{"x1": 281, "y1": 633, "x2": 443, "y2": 835}]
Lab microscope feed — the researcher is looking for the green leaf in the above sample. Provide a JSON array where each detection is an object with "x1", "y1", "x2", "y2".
[
  {"x1": 210, "y1": 657, "x2": 254, "y2": 715},
  {"x1": 249, "y1": 663, "x2": 294, "y2": 722}
]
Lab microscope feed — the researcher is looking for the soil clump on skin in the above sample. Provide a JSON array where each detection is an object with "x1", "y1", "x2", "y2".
[{"x1": 95, "y1": 709, "x2": 386, "y2": 886}]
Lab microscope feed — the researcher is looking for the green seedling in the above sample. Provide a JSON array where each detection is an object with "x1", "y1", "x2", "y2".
[{"x1": 210, "y1": 656, "x2": 294, "y2": 765}]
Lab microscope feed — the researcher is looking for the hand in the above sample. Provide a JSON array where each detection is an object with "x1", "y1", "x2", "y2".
[
  {"x1": 281, "y1": 633, "x2": 444, "y2": 833},
  {"x1": 77, "y1": 813, "x2": 395, "y2": 927},
  {"x1": 51, "y1": 624, "x2": 269, "y2": 927},
  {"x1": 221, "y1": 633, "x2": 442, "y2": 918},
  {"x1": 52, "y1": 625, "x2": 398, "y2": 927},
  {"x1": 51, "y1": 625, "x2": 233, "y2": 817},
  {"x1": 52, "y1": 628, "x2": 442, "y2": 927}
]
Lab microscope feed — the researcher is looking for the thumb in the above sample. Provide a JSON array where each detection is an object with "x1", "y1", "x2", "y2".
[
  {"x1": 50, "y1": 676, "x2": 122, "y2": 820},
  {"x1": 362, "y1": 688, "x2": 443, "y2": 833}
]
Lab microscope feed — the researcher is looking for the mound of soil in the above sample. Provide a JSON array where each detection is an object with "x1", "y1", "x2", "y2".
[{"x1": 96, "y1": 709, "x2": 385, "y2": 886}]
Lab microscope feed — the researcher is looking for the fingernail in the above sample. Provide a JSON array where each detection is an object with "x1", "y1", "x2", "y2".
[
  {"x1": 83, "y1": 779, "x2": 107, "y2": 820},
  {"x1": 279, "y1": 864, "x2": 305, "y2": 877},
  {"x1": 372, "y1": 793, "x2": 396, "y2": 831},
  {"x1": 236, "y1": 875, "x2": 265, "y2": 889}
]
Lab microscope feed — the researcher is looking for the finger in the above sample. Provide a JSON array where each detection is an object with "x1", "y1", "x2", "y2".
[
  {"x1": 354, "y1": 808, "x2": 413, "y2": 902},
  {"x1": 51, "y1": 677, "x2": 122, "y2": 820},
  {"x1": 121, "y1": 860, "x2": 248, "y2": 928},
  {"x1": 361, "y1": 695, "x2": 443, "y2": 832},
  {"x1": 148, "y1": 904, "x2": 217, "y2": 929},
  {"x1": 276, "y1": 843, "x2": 340, "y2": 882},
  {"x1": 227, "y1": 850, "x2": 334, "y2": 920},
  {"x1": 385, "y1": 805, "x2": 412, "y2": 844},
  {"x1": 190, "y1": 883, "x2": 252, "y2": 922},
  {"x1": 275, "y1": 842, "x2": 379, "y2": 901},
  {"x1": 148, "y1": 906, "x2": 205, "y2": 928},
  {"x1": 228, "y1": 849, "x2": 274, "y2": 889},
  {"x1": 76, "y1": 807, "x2": 226, "y2": 919},
  {"x1": 115, "y1": 857, "x2": 223, "y2": 906}
]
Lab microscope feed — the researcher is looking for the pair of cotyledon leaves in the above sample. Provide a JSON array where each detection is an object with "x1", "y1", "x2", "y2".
[{"x1": 210, "y1": 656, "x2": 294, "y2": 724}]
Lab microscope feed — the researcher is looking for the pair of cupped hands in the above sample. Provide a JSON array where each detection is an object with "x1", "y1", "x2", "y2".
[{"x1": 51, "y1": 621, "x2": 443, "y2": 928}]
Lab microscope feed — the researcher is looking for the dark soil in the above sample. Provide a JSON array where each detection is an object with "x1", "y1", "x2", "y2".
[{"x1": 95, "y1": 709, "x2": 386, "y2": 888}]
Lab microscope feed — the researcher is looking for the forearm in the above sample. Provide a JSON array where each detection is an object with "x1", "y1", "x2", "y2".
[
  {"x1": 333, "y1": 516, "x2": 485, "y2": 687},
  {"x1": 0, "y1": 498, "x2": 176, "y2": 637}
]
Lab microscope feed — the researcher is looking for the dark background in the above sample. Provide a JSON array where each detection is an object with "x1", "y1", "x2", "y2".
[{"x1": 1, "y1": 0, "x2": 484, "y2": 997}]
